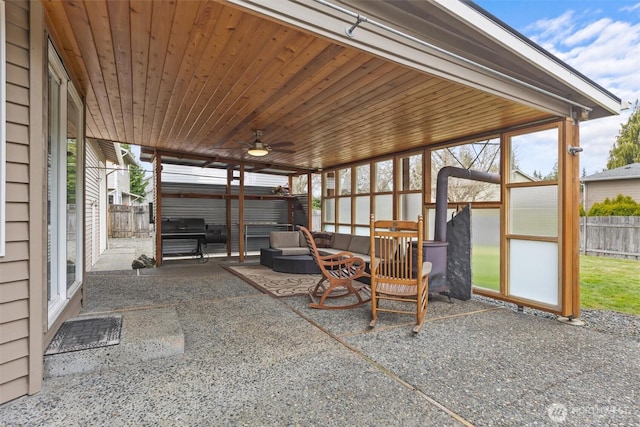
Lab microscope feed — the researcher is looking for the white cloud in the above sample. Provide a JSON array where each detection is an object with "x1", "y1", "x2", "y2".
[
  {"x1": 621, "y1": 2, "x2": 640, "y2": 12},
  {"x1": 525, "y1": 10, "x2": 640, "y2": 174}
]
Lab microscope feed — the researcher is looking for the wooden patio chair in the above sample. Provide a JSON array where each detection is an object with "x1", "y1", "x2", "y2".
[
  {"x1": 369, "y1": 214, "x2": 432, "y2": 333},
  {"x1": 299, "y1": 227, "x2": 371, "y2": 310}
]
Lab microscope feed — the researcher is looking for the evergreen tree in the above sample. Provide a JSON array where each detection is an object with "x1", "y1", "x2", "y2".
[
  {"x1": 129, "y1": 161, "x2": 148, "y2": 199},
  {"x1": 607, "y1": 101, "x2": 640, "y2": 169}
]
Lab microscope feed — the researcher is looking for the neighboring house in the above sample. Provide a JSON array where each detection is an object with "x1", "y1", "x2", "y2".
[
  {"x1": 0, "y1": 0, "x2": 621, "y2": 405},
  {"x1": 582, "y1": 163, "x2": 640, "y2": 210},
  {"x1": 107, "y1": 145, "x2": 139, "y2": 206},
  {"x1": 85, "y1": 140, "x2": 138, "y2": 270}
]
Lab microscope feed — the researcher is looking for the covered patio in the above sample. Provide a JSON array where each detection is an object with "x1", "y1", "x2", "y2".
[
  {"x1": 1, "y1": 256, "x2": 638, "y2": 425},
  {"x1": 4, "y1": 0, "x2": 623, "y2": 408},
  {"x1": 42, "y1": 0, "x2": 620, "y2": 319}
]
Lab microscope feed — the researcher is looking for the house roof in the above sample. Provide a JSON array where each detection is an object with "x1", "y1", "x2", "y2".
[
  {"x1": 582, "y1": 163, "x2": 640, "y2": 182},
  {"x1": 43, "y1": 0, "x2": 620, "y2": 175}
]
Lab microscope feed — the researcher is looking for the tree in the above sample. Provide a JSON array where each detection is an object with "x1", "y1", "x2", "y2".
[
  {"x1": 607, "y1": 101, "x2": 640, "y2": 169},
  {"x1": 587, "y1": 194, "x2": 640, "y2": 216},
  {"x1": 129, "y1": 162, "x2": 148, "y2": 199},
  {"x1": 431, "y1": 140, "x2": 501, "y2": 202}
]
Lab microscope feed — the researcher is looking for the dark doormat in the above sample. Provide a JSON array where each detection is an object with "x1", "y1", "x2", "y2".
[{"x1": 45, "y1": 315, "x2": 123, "y2": 355}]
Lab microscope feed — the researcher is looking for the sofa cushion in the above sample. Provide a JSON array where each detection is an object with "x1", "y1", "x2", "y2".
[
  {"x1": 270, "y1": 231, "x2": 302, "y2": 249},
  {"x1": 280, "y1": 247, "x2": 311, "y2": 256},
  {"x1": 331, "y1": 233, "x2": 352, "y2": 250},
  {"x1": 347, "y1": 235, "x2": 370, "y2": 255},
  {"x1": 312, "y1": 231, "x2": 333, "y2": 248}
]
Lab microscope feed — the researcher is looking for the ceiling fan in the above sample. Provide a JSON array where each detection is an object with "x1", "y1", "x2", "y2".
[{"x1": 242, "y1": 130, "x2": 295, "y2": 157}]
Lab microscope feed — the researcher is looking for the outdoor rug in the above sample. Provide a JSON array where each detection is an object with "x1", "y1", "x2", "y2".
[
  {"x1": 45, "y1": 315, "x2": 123, "y2": 355},
  {"x1": 225, "y1": 263, "x2": 322, "y2": 297}
]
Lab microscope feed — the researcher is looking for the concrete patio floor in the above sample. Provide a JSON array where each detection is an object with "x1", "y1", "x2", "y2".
[{"x1": 1, "y1": 254, "x2": 639, "y2": 426}]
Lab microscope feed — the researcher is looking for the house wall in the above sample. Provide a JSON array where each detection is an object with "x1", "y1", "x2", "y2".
[
  {"x1": 86, "y1": 139, "x2": 106, "y2": 269},
  {"x1": 584, "y1": 179, "x2": 640, "y2": 210},
  {"x1": 0, "y1": 0, "x2": 37, "y2": 404},
  {"x1": 2, "y1": 0, "x2": 86, "y2": 405}
]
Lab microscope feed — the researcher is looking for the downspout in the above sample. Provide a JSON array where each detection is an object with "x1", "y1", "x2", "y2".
[{"x1": 434, "y1": 166, "x2": 501, "y2": 242}]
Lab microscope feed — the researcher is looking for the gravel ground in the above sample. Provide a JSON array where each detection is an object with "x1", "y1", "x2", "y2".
[{"x1": 472, "y1": 295, "x2": 640, "y2": 342}]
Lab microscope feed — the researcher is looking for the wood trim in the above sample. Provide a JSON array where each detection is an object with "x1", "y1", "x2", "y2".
[
  {"x1": 28, "y1": 0, "x2": 44, "y2": 397},
  {"x1": 155, "y1": 152, "x2": 163, "y2": 266},
  {"x1": 560, "y1": 118, "x2": 580, "y2": 317},
  {"x1": 238, "y1": 164, "x2": 245, "y2": 262},
  {"x1": 473, "y1": 287, "x2": 565, "y2": 315}
]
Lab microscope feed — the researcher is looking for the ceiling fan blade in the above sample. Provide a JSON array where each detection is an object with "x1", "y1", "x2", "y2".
[
  {"x1": 272, "y1": 148, "x2": 295, "y2": 154},
  {"x1": 269, "y1": 141, "x2": 294, "y2": 148}
]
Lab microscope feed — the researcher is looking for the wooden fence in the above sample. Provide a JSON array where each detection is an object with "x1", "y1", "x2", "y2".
[
  {"x1": 109, "y1": 204, "x2": 152, "y2": 238},
  {"x1": 580, "y1": 216, "x2": 640, "y2": 260}
]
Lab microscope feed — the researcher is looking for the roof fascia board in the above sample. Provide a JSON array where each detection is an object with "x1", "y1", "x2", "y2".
[
  {"x1": 582, "y1": 176, "x2": 640, "y2": 182},
  {"x1": 222, "y1": 0, "x2": 573, "y2": 118},
  {"x1": 439, "y1": 0, "x2": 621, "y2": 115}
]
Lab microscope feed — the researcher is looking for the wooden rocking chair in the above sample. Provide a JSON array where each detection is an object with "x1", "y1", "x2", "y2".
[
  {"x1": 369, "y1": 214, "x2": 432, "y2": 333},
  {"x1": 299, "y1": 227, "x2": 371, "y2": 310}
]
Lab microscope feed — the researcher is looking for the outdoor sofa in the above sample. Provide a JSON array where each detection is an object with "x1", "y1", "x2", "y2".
[{"x1": 259, "y1": 230, "x2": 372, "y2": 277}]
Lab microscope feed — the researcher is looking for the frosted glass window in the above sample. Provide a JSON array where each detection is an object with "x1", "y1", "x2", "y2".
[
  {"x1": 338, "y1": 198, "x2": 351, "y2": 223},
  {"x1": 374, "y1": 195, "x2": 393, "y2": 220},
  {"x1": 399, "y1": 193, "x2": 422, "y2": 221},
  {"x1": 509, "y1": 239, "x2": 558, "y2": 306},
  {"x1": 338, "y1": 168, "x2": 351, "y2": 195},
  {"x1": 325, "y1": 224, "x2": 335, "y2": 232},
  {"x1": 338, "y1": 225, "x2": 351, "y2": 233},
  {"x1": 509, "y1": 185, "x2": 557, "y2": 237},
  {"x1": 472, "y1": 209, "x2": 500, "y2": 291},
  {"x1": 325, "y1": 172, "x2": 335, "y2": 196},
  {"x1": 510, "y1": 128, "x2": 558, "y2": 182},
  {"x1": 375, "y1": 160, "x2": 393, "y2": 192},
  {"x1": 426, "y1": 208, "x2": 456, "y2": 240},
  {"x1": 355, "y1": 196, "x2": 370, "y2": 224},
  {"x1": 356, "y1": 164, "x2": 370, "y2": 194},
  {"x1": 354, "y1": 226, "x2": 369, "y2": 236},
  {"x1": 323, "y1": 199, "x2": 335, "y2": 222}
]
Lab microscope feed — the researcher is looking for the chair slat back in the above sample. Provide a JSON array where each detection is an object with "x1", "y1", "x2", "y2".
[
  {"x1": 370, "y1": 215, "x2": 424, "y2": 286},
  {"x1": 299, "y1": 227, "x2": 327, "y2": 274}
]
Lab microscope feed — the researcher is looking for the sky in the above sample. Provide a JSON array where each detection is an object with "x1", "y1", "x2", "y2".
[{"x1": 475, "y1": 0, "x2": 640, "y2": 175}]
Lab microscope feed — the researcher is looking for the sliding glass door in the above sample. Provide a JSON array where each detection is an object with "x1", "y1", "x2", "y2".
[{"x1": 47, "y1": 42, "x2": 84, "y2": 325}]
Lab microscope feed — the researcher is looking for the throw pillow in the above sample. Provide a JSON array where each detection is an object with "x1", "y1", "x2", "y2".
[{"x1": 312, "y1": 231, "x2": 333, "y2": 248}]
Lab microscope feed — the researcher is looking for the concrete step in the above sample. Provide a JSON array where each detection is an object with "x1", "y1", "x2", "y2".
[{"x1": 44, "y1": 307, "x2": 184, "y2": 378}]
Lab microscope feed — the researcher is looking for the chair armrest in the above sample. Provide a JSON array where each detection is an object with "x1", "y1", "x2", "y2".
[
  {"x1": 320, "y1": 255, "x2": 367, "y2": 271},
  {"x1": 318, "y1": 251, "x2": 354, "y2": 261}
]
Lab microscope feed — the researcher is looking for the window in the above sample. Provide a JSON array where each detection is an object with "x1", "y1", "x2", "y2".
[
  {"x1": 47, "y1": 42, "x2": 84, "y2": 325},
  {"x1": 431, "y1": 138, "x2": 501, "y2": 202}
]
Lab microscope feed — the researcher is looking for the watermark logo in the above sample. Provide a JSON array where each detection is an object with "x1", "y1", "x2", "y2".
[{"x1": 547, "y1": 403, "x2": 567, "y2": 423}]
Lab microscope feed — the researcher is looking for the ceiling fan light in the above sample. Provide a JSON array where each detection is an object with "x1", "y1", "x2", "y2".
[{"x1": 247, "y1": 147, "x2": 269, "y2": 156}]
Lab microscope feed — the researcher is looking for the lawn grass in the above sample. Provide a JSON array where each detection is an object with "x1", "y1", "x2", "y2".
[
  {"x1": 471, "y1": 247, "x2": 640, "y2": 315},
  {"x1": 472, "y1": 245, "x2": 500, "y2": 291},
  {"x1": 579, "y1": 255, "x2": 640, "y2": 315}
]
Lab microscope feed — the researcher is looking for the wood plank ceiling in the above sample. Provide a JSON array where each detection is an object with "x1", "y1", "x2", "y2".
[{"x1": 43, "y1": 0, "x2": 553, "y2": 173}]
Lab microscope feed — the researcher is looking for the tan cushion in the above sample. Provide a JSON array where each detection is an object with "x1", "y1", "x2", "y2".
[
  {"x1": 270, "y1": 231, "x2": 302, "y2": 249},
  {"x1": 280, "y1": 247, "x2": 310, "y2": 256},
  {"x1": 347, "y1": 235, "x2": 369, "y2": 255},
  {"x1": 331, "y1": 233, "x2": 352, "y2": 250}
]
